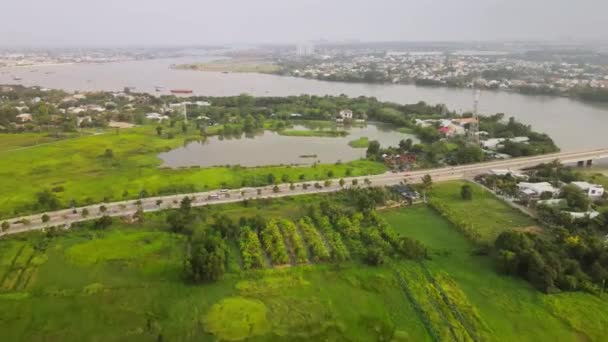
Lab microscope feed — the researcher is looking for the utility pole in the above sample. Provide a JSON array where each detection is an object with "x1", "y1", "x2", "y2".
[{"x1": 182, "y1": 103, "x2": 188, "y2": 124}]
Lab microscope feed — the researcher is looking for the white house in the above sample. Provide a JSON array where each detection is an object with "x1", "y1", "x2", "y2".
[
  {"x1": 195, "y1": 101, "x2": 211, "y2": 107},
  {"x1": 77, "y1": 116, "x2": 92, "y2": 126},
  {"x1": 563, "y1": 211, "x2": 601, "y2": 220},
  {"x1": 414, "y1": 119, "x2": 434, "y2": 127},
  {"x1": 482, "y1": 137, "x2": 530, "y2": 150},
  {"x1": 489, "y1": 169, "x2": 528, "y2": 179},
  {"x1": 517, "y1": 182, "x2": 559, "y2": 199},
  {"x1": 146, "y1": 113, "x2": 169, "y2": 121},
  {"x1": 15, "y1": 113, "x2": 33, "y2": 122},
  {"x1": 86, "y1": 105, "x2": 105, "y2": 112},
  {"x1": 571, "y1": 181, "x2": 605, "y2": 199},
  {"x1": 339, "y1": 109, "x2": 353, "y2": 120},
  {"x1": 68, "y1": 107, "x2": 86, "y2": 114}
]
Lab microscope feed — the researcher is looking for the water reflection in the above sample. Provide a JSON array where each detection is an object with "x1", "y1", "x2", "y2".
[{"x1": 159, "y1": 123, "x2": 416, "y2": 168}]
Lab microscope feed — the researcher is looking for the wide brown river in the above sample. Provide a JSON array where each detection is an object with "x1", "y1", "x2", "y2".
[{"x1": 2, "y1": 57, "x2": 608, "y2": 151}]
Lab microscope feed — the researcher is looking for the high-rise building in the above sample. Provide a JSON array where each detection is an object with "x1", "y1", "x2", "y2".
[{"x1": 296, "y1": 42, "x2": 315, "y2": 56}]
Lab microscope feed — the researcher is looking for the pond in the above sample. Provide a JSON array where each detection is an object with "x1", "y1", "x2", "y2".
[{"x1": 158, "y1": 123, "x2": 416, "y2": 168}]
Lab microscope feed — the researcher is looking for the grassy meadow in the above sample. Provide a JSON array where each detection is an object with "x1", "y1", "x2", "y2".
[
  {"x1": 0, "y1": 127, "x2": 385, "y2": 218},
  {"x1": 0, "y1": 189, "x2": 606, "y2": 341},
  {"x1": 0, "y1": 132, "x2": 85, "y2": 152},
  {"x1": 429, "y1": 181, "x2": 536, "y2": 243},
  {"x1": 348, "y1": 136, "x2": 370, "y2": 148}
]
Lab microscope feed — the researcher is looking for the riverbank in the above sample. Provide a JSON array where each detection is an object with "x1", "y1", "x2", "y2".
[{"x1": 2, "y1": 57, "x2": 608, "y2": 151}]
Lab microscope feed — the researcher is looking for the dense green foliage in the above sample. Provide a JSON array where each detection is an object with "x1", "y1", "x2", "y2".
[
  {"x1": 185, "y1": 231, "x2": 228, "y2": 282},
  {"x1": 495, "y1": 230, "x2": 608, "y2": 293}
]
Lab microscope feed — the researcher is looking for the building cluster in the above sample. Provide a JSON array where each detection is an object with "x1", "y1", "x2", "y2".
[
  {"x1": 483, "y1": 169, "x2": 605, "y2": 220},
  {"x1": 0, "y1": 85, "x2": 212, "y2": 131},
  {"x1": 280, "y1": 51, "x2": 608, "y2": 93},
  {"x1": 414, "y1": 117, "x2": 478, "y2": 137}
]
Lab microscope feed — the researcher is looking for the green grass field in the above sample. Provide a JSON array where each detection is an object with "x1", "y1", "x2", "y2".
[
  {"x1": 0, "y1": 191, "x2": 606, "y2": 341},
  {"x1": 0, "y1": 127, "x2": 385, "y2": 218},
  {"x1": 429, "y1": 181, "x2": 536, "y2": 243},
  {"x1": 383, "y1": 205, "x2": 608, "y2": 341},
  {"x1": 348, "y1": 136, "x2": 369, "y2": 148},
  {"x1": 0, "y1": 132, "x2": 85, "y2": 152}
]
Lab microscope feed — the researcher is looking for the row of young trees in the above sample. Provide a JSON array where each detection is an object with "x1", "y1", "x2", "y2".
[
  {"x1": 278, "y1": 219, "x2": 308, "y2": 264},
  {"x1": 260, "y1": 220, "x2": 289, "y2": 265},
  {"x1": 180, "y1": 187, "x2": 429, "y2": 283},
  {"x1": 240, "y1": 227, "x2": 266, "y2": 270},
  {"x1": 298, "y1": 218, "x2": 331, "y2": 262}
]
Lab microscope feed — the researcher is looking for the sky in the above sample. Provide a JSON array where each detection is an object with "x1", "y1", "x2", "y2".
[{"x1": 1, "y1": 0, "x2": 606, "y2": 46}]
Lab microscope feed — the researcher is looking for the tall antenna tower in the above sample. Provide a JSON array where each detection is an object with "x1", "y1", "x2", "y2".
[{"x1": 469, "y1": 88, "x2": 481, "y2": 145}]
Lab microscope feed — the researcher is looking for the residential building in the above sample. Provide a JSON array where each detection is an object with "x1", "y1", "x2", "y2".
[
  {"x1": 146, "y1": 112, "x2": 169, "y2": 121},
  {"x1": 571, "y1": 181, "x2": 605, "y2": 198},
  {"x1": 339, "y1": 109, "x2": 353, "y2": 120},
  {"x1": 517, "y1": 182, "x2": 559, "y2": 199},
  {"x1": 16, "y1": 113, "x2": 33, "y2": 122},
  {"x1": 564, "y1": 211, "x2": 601, "y2": 220},
  {"x1": 482, "y1": 137, "x2": 529, "y2": 150},
  {"x1": 488, "y1": 169, "x2": 528, "y2": 179}
]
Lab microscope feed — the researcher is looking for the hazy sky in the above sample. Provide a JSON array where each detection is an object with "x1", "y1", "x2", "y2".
[{"x1": 1, "y1": 0, "x2": 606, "y2": 46}]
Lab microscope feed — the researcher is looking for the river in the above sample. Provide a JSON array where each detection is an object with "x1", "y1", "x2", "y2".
[{"x1": 2, "y1": 57, "x2": 608, "y2": 151}]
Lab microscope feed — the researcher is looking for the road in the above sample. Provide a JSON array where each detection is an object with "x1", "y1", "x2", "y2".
[{"x1": 2, "y1": 148, "x2": 607, "y2": 236}]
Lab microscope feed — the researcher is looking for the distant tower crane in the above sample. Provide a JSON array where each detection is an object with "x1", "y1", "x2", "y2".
[{"x1": 469, "y1": 87, "x2": 481, "y2": 145}]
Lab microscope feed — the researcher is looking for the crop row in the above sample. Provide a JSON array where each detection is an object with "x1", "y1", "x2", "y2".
[
  {"x1": 278, "y1": 219, "x2": 308, "y2": 264},
  {"x1": 260, "y1": 220, "x2": 290, "y2": 265},
  {"x1": 240, "y1": 227, "x2": 266, "y2": 270},
  {"x1": 298, "y1": 219, "x2": 330, "y2": 262},
  {"x1": 316, "y1": 216, "x2": 350, "y2": 262}
]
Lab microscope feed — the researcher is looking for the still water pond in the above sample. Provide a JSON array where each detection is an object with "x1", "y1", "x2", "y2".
[{"x1": 158, "y1": 123, "x2": 415, "y2": 168}]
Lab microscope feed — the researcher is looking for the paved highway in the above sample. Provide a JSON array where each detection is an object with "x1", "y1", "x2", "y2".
[{"x1": 2, "y1": 148, "x2": 607, "y2": 236}]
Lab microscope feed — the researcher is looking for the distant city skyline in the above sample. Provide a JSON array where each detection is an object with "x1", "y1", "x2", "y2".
[{"x1": 1, "y1": 0, "x2": 607, "y2": 47}]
